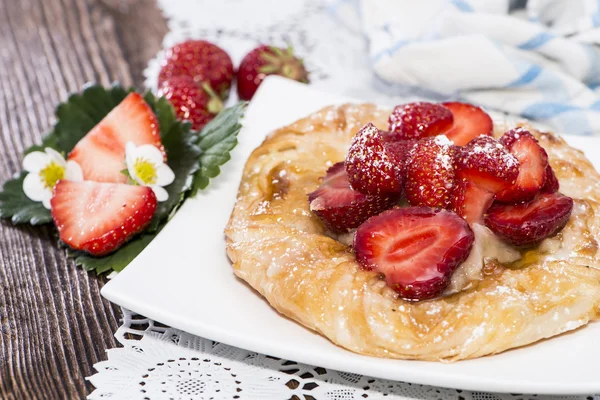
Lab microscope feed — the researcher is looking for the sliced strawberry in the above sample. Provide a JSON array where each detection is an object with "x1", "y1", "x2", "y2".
[
  {"x1": 387, "y1": 102, "x2": 453, "y2": 141},
  {"x1": 454, "y1": 135, "x2": 519, "y2": 193},
  {"x1": 51, "y1": 180, "x2": 157, "y2": 256},
  {"x1": 496, "y1": 128, "x2": 548, "y2": 202},
  {"x1": 450, "y1": 179, "x2": 496, "y2": 224},
  {"x1": 346, "y1": 123, "x2": 403, "y2": 195},
  {"x1": 541, "y1": 164, "x2": 559, "y2": 193},
  {"x1": 484, "y1": 193, "x2": 573, "y2": 246},
  {"x1": 308, "y1": 162, "x2": 397, "y2": 233},
  {"x1": 404, "y1": 136, "x2": 455, "y2": 208},
  {"x1": 354, "y1": 207, "x2": 474, "y2": 301},
  {"x1": 68, "y1": 93, "x2": 164, "y2": 183},
  {"x1": 441, "y1": 102, "x2": 493, "y2": 146}
]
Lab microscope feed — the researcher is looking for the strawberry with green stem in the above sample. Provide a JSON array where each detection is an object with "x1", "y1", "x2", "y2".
[
  {"x1": 159, "y1": 76, "x2": 224, "y2": 131},
  {"x1": 158, "y1": 40, "x2": 234, "y2": 99},
  {"x1": 237, "y1": 45, "x2": 309, "y2": 100}
]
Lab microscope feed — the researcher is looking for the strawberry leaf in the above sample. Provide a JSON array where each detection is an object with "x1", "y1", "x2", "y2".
[
  {"x1": 190, "y1": 102, "x2": 246, "y2": 196},
  {"x1": 0, "y1": 84, "x2": 245, "y2": 275},
  {"x1": 0, "y1": 172, "x2": 52, "y2": 225},
  {"x1": 144, "y1": 91, "x2": 177, "y2": 137}
]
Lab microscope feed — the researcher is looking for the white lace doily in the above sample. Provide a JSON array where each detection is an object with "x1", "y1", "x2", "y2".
[
  {"x1": 88, "y1": 1, "x2": 600, "y2": 398},
  {"x1": 87, "y1": 309, "x2": 599, "y2": 400}
]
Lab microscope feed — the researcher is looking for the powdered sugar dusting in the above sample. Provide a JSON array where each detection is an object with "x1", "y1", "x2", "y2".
[
  {"x1": 346, "y1": 123, "x2": 402, "y2": 195},
  {"x1": 388, "y1": 102, "x2": 454, "y2": 140},
  {"x1": 469, "y1": 135, "x2": 518, "y2": 168},
  {"x1": 457, "y1": 135, "x2": 520, "y2": 182},
  {"x1": 434, "y1": 135, "x2": 454, "y2": 172},
  {"x1": 405, "y1": 136, "x2": 455, "y2": 208},
  {"x1": 433, "y1": 134, "x2": 453, "y2": 146}
]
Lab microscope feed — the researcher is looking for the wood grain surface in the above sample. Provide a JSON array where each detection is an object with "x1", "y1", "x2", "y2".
[{"x1": 0, "y1": 0, "x2": 167, "y2": 397}]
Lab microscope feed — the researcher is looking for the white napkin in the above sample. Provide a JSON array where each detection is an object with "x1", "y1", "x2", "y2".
[{"x1": 329, "y1": 0, "x2": 600, "y2": 135}]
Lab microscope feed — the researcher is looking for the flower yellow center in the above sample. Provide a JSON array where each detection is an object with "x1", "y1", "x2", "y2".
[
  {"x1": 39, "y1": 162, "x2": 65, "y2": 189},
  {"x1": 134, "y1": 158, "x2": 157, "y2": 185}
]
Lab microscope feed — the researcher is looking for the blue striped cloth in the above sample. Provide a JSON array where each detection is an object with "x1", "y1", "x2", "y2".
[{"x1": 327, "y1": 0, "x2": 600, "y2": 135}]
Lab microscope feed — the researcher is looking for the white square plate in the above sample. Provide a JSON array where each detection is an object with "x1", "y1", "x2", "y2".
[{"x1": 102, "y1": 76, "x2": 600, "y2": 395}]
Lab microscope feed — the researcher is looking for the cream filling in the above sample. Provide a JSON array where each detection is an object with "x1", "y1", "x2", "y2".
[{"x1": 444, "y1": 223, "x2": 521, "y2": 295}]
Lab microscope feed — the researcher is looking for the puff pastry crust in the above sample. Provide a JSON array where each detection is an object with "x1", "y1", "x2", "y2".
[{"x1": 225, "y1": 104, "x2": 600, "y2": 361}]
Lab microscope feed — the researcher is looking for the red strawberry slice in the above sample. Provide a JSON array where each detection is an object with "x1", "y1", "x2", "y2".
[
  {"x1": 454, "y1": 135, "x2": 519, "y2": 193},
  {"x1": 496, "y1": 128, "x2": 548, "y2": 203},
  {"x1": 308, "y1": 162, "x2": 397, "y2": 233},
  {"x1": 441, "y1": 102, "x2": 493, "y2": 146},
  {"x1": 68, "y1": 93, "x2": 165, "y2": 184},
  {"x1": 404, "y1": 136, "x2": 455, "y2": 208},
  {"x1": 51, "y1": 180, "x2": 157, "y2": 256},
  {"x1": 450, "y1": 179, "x2": 496, "y2": 224},
  {"x1": 542, "y1": 165, "x2": 559, "y2": 193},
  {"x1": 346, "y1": 123, "x2": 403, "y2": 195},
  {"x1": 387, "y1": 102, "x2": 453, "y2": 141},
  {"x1": 484, "y1": 193, "x2": 573, "y2": 246},
  {"x1": 354, "y1": 207, "x2": 474, "y2": 301}
]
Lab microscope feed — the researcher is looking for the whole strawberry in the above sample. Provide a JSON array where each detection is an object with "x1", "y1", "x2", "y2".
[
  {"x1": 237, "y1": 45, "x2": 309, "y2": 100},
  {"x1": 159, "y1": 76, "x2": 223, "y2": 131},
  {"x1": 158, "y1": 40, "x2": 234, "y2": 99}
]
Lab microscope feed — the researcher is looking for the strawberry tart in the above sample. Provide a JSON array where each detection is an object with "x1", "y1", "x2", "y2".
[{"x1": 225, "y1": 102, "x2": 600, "y2": 361}]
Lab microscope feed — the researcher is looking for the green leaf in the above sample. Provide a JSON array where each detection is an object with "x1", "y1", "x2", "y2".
[
  {"x1": 144, "y1": 91, "x2": 177, "y2": 136},
  {"x1": 67, "y1": 233, "x2": 157, "y2": 274},
  {"x1": 0, "y1": 84, "x2": 244, "y2": 275},
  {"x1": 0, "y1": 172, "x2": 52, "y2": 225},
  {"x1": 190, "y1": 102, "x2": 247, "y2": 196}
]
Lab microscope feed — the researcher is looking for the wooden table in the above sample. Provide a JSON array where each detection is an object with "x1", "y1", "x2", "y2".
[{"x1": 0, "y1": 1, "x2": 168, "y2": 397}]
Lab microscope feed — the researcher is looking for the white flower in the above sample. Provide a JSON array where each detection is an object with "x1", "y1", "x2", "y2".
[
  {"x1": 125, "y1": 142, "x2": 175, "y2": 202},
  {"x1": 22, "y1": 148, "x2": 83, "y2": 209}
]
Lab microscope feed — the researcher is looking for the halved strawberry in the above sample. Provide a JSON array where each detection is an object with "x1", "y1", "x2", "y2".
[
  {"x1": 308, "y1": 162, "x2": 397, "y2": 233},
  {"x1": 450, "y1": 179, "x2": 496, "y2": 224},
  {"x1": 404, "y1": 136, "x2": 455, "y2": 208},
  {"x1": 387, "y1": 102, "x2": 453, "y2": 141},
  {"x1": 496, "y1": 128, "x2": 548, "y2": 202},
  {"x1": 51, "y1": 180, "x2": 157, "y2": 256},
  {"x1": 541, "y1": 164, "x2": 559, "y2": 193},
  {"x1": 441, "y1": 102, "x2": 493, "y2": 146},
  {"x1": 484, "y1": 193, "x2": 573, "y2": 246},
  {"x1": 454, "y1": 135, "x2": 519, "y2": 193},
  {"x1": 68, "y1": 93, "x2": 164, "y2": 183},
  {"x1": 354, "y1": 207, "x2": 474, "y2": 301},
  {"x1": 346, "y1": 123, "x2": 403, "y2": 195}
]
